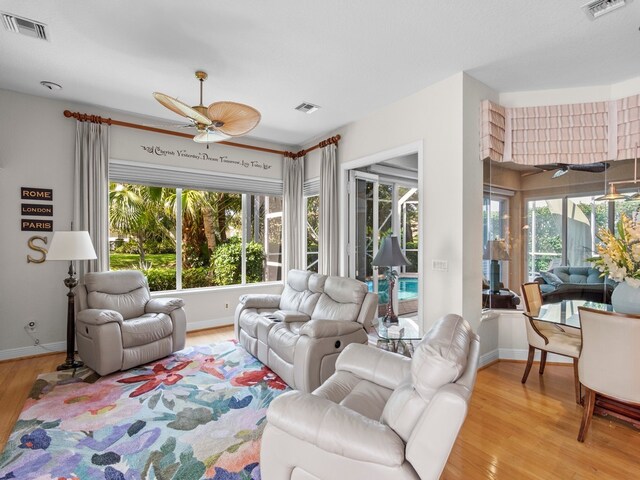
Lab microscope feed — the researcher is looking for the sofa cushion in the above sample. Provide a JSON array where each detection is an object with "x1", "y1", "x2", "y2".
[
  {"x1": 268, "y1": 323, "x2": 300, "y2": 364},
  {"x1": 280, "y1": 270, "x2": 313, "y2": 311},
  {"x1": 411, "y1": 314, "x2": 471, "y2": 401},
  {"x1": 323, "y1": 277, "x2": 368, "y2": 305},
  {"x1": 85, "y1": 271, "x2": 150, "y2": 320},
  {"x1": 239, "y1": 310, "x2": 262, "y2": 338},
  {"x1": 121, "y1": 313, "x2": 173, "y2": 348},
  {"x1": 312, "y1": 295, "x2": 361, "y2": 321},
  {"x1": 540, "y1": 271, "x2": 564, "y2": 286},
  {"x1": 552, "y1": 266, "x2": 602, "y2": 284}
]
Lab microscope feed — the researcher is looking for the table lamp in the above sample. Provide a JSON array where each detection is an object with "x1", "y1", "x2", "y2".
[
  {"x1": 372, "y1": 236, "x2": 411, "y2": 325},
  {"x1": 46, "y1": 231, "x2": 97, "y2": 370},
  {"x1": 483, "y1": 239, "x2": 510, "y2": 294}
]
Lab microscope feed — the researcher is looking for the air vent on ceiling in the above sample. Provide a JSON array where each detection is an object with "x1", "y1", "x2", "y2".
[
  {"x1": 582, "y1": 0, "x2": 628, "y2": 19},
  {"x1": 295, "y1": 102, "x2": 320, "y2": 114},
  {"x1": 1, "y1": 12, "x2": 48, "y2": 40}
]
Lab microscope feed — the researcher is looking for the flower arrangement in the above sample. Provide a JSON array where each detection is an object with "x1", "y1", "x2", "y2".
[{"x1": 591, "y1": 214, "x2": 640, "y2": 288}]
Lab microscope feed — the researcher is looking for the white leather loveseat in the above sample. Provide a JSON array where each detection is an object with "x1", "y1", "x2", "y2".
[
  {"x1": 261, "y1": 314, "x2": 480, "y2": 480},
  {"x1": 234, "y1": 269, "x2": 377, "y2": 392}
]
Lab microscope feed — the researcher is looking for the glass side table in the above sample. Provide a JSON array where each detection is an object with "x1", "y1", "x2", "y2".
[{"x1": 372, "y1": 316, "x2": 421, "y2": 357}]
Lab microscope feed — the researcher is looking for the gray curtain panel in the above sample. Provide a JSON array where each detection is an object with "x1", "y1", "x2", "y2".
[
  {"x1": 319, "y1": 144, "x2": 339, "y2": 276},
  {"x1": 283, "y1": 155, "x2": 305, "y2": 272},
  {"x1": 73, "y1": 121, "x2": 110, "y2": 276}
]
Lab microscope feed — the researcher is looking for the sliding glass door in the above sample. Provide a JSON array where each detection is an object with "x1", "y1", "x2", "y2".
[{"x1": 348, "y1": 171, "x2": 419, "y2": 316}]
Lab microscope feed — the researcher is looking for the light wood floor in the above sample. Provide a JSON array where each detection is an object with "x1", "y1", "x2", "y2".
[{"x1": 2, "y1": 328, "x2": 639, "y2": 478}]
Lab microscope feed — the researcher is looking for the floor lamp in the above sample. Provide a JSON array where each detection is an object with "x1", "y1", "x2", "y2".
[
  {"x1": 46, "y1": 231, "x2": 97, "y2": 371},
  {"x1": 372, "y1": 236, "x2": 411, "y2": 325}
]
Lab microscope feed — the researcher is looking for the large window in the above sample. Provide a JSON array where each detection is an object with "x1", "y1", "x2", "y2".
[
  {"x1": 525, "y1": 194, "x2": 637, "y2": 279},
  {"x1": 109, "y1": 182, "x2": 282, "y2": 292}
]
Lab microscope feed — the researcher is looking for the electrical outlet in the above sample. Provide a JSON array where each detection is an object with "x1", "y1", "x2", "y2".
[
  {"x1": 225, "y1": 303, "x2": 230, "y2": 309},
  {"x1": 26, "y1": 321, "x2": 37, "y2": 332}
]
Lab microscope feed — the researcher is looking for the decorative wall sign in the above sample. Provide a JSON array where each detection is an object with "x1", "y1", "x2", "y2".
[
  {"x1": 140, "y1": 145, "x2": 273, "y2": 172},
  {"x1": 21, "y1": 219, "x2": 53, "y2": 232},
  {"x1": 21, "y1": 203, "x2": 53, "y2": 216},
  {"x1": 27, "y1": 235, "x2": 48, "y2": 263},
  {"x1": 21, "y1": 187, "x2": 53, "y2": 201}
]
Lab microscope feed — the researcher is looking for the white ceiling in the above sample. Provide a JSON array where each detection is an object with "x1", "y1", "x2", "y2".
[{"x1": 1, "y1": 1, "x2": 639, "y2": 146}]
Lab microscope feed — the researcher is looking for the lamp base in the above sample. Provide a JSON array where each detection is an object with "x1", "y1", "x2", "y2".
[
  {"x1": 382, "y1": 313, "x2": 399, "y2": 326},
  {"x1": 489, "y1": 259, "x2": 502, "y2": 294},
  {"x1": 56, "y1": 358, "x2": 84, "y2": 371}
]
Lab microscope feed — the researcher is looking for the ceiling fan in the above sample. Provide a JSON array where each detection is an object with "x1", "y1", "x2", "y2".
[
  {"x1": 152, "y1": 71, "x2": 261, "y2": 143},
  {"x1": 524, "y1": 162, "x2": 610, "y2": 178}
]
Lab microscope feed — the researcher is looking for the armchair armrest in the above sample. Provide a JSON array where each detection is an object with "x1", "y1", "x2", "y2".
[
  {"x1": 267, "y1": 390, "x2": 405, "y2": 467},
  {"x1": 336, "y1": 343, "x2": 411, "y2": 390},
  {"x1": 77, "y1": 309, "x2": 123, "y2": 326},
  {"x1": 238, "y1": 294, "x2": 281, "y2": 309},
  {"x1": 145, "y1": 297, "x2": 185, "y2": 314},
  {"x1": 299, "y1": 320, "x2": 363, "y2": 339}
]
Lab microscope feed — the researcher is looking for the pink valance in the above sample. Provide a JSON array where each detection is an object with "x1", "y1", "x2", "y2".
[{"x1": 481, "y1": 94, "x2": 640, "y2": 165}]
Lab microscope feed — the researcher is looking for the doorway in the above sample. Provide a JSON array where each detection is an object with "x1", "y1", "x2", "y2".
[{"x1": 347, "y1": 155, "x2": 420, "y2": 317}]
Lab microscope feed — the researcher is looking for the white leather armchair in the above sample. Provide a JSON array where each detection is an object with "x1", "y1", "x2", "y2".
[
  {"x1": 261, "y1": 314, "x2": 480, "y2": 480},
  {"x1": 235, "y1": 269, "x2": 378, "y2": 392},
  {"x1": 76, "y1": 270, "x2": 186, "y2": 376}
]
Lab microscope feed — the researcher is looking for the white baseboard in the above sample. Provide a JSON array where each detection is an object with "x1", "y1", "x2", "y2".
[
  {"x1": 187, "y1": 317, "x2": 234, "y2": 332},
  {"x1": 479, "y1": 349, "x2": 499, "y2": 368},
  {"x1": 0, "y1": 320, "x2": 234, "y2": 362},
  {"x1": 499, "y1": 348, "x2": 572, "y2": 364},
  {"x1": 0, "y1": 341, "x2": 66, "y2": 361}
]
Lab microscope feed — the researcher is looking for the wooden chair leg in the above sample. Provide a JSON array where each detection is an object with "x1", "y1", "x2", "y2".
[
  {"x1": 522, "y1": 345, "x2": 535, "y2": 384},
  {"x1": 539, "y1": 351, "x2": 547, "y2": 375},
  {"x1": 578, "y1": 387, "x2": 596, "y2": 442},
  {"x1": 573, "y1": 358, "x2": 581, "y2": 404}
]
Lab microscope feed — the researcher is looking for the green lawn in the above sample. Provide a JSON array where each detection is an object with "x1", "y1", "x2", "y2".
[{"x1": 109, "y1": 253, "x2": 176, "y2": 269}]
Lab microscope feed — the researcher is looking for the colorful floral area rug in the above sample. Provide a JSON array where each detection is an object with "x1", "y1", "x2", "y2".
[{"x1": 0, "y1": 341, "x2": 289, "y2": 480}]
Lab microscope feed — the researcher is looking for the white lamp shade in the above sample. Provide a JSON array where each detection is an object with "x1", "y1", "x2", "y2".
[{"x1": 47, "y1": 231, "x2": 97, "y2": 261}]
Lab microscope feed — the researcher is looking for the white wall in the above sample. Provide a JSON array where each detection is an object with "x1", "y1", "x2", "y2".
[
  {"x1": 0, "y1": 89, "x2": 287, "y2": 360},
  {"x1": 309, "y1": 73, "x2": 499, "y2": 333}
]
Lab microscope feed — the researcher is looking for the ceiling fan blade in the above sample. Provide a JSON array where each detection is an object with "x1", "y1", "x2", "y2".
[
  {"x1": 534, "y1": 163, "x2": 567, "y2": 171},
  {"x1": 143, "y1": 122, "x2": 195, "y2": 129},
  {"x1": 568, "y1": 162, "x2": 610, "y2": 173},
  {"x1": 153, "y1": 92, "x2": 212, "y2": 126},
  {"x1": 193, "y1": 129, "x2": 231, "y2": 144},
  {"x1": 207, "y1": 101, "x2": 261, "y2": 136}
]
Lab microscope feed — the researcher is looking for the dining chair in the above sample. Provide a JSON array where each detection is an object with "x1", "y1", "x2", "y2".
[
  {"x1": 520, "y1": 283, "x2": 582, "y2": 403},
  {"x1": 576, "y1": 307, "x2": 640, "y2": 442}
]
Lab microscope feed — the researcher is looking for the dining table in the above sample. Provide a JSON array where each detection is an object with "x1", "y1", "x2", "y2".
[{"x1": 523, "y1": 299, "x2": 613, "y2": 328}]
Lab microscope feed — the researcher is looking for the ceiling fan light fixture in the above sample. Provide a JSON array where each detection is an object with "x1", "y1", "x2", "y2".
[
  {"x1": 552, "y1": 167, "x2": 569, "y2": 178},
  {"x1": 595, "y1": 184, "x2": 627, "y2": 201},
  {"x1": 193, "y1": 130, "x2": 230, "y2": 144}
]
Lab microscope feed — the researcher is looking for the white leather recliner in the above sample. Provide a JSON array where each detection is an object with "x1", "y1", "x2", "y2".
[
  {"x1": 235, "y1": 269, "x2": 378, "y2": 392},
  {"x1": 76, "y1": 270, "x2": 187, "y2": 376},
  {"x1": 260, "y1": 314, "x2": 480, "y2": 480}
]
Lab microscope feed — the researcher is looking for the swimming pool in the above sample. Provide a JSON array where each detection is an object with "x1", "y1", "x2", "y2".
[{"x1": 366, "y1": 277, "x2": 418, "y2": 301}]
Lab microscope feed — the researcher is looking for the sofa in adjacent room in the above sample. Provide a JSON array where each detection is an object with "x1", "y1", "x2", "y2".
[
  {"x1": 534, "y1": 266, "x2": 615, "y2": 304},
  {"x1": 234, "y1": 269, "x2": 378, "y2": 392}
]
